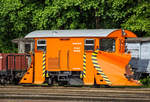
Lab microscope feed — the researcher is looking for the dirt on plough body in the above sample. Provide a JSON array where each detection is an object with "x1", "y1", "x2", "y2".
[{"x1": 0, "y1": 86, "x2": 150, "y2": 102}]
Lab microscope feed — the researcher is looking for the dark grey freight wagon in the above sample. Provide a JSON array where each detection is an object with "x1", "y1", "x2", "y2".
[{"x1": 126, "y1": 37, "x2": 150, "y2": 78}]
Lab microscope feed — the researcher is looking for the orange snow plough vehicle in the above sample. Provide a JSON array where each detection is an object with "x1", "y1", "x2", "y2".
[{"x1": 20, "y1": 29, "x2": 141, "y2": 86}]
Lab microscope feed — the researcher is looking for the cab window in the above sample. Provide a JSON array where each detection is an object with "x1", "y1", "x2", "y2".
[
  {"x1": 37, "y1": 39, "x2": 46, "y2": 51},
  {"x1": 99, "y1": 38, "x2": 115, "y2": 52},
  {"x1": 84, "y1": 39, "x2": 95, "y2": 51}
]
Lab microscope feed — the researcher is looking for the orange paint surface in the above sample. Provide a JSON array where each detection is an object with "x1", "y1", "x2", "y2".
[
  {"x1": 19, "y1": 66, "x2": 33, "y2": 84},
  {"x1": 96, "y1": 51, "x2": 140, "y2": 86},
  {"x1": 33, "y1": 51, "x2": 45, "y2": 84},
  {"x1": 19, "y1": 54, "x2": 34, "y2": 84},
  {"x1": 20, "y1": 29, "x2": 141, "y2": 86},
  {"x1": 83, "y1": 52, "x2": 95, "y2": 85}
]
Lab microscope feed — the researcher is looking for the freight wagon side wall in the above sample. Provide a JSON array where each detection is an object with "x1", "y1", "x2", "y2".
[
  {"x1": 126, "y1": 43, "x2": 140, "y2": 69},
  {"x1": 140, "y1": 42, "x2": 150, "y2": 73},
  {"x1": 127, "y1": 42, "x2": 150, "y2": 74},
  {"x1": 0, "y1": 54, "x2": 2, "y2": 71},
  {"x1": 7, "y1": 54, "x2": 28, "y2": 71},
  {"x1": 0, "y1": 53, "x2": 29, "y2": 71},
  {"x1": 1, "y1": 53, "x2": 11, "y2": 71},
  {"x1": 34, "y1": 37, "x2": 101, "y2": 72}
]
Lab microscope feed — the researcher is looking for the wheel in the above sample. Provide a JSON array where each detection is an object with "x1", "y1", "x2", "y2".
[
  {"x1": 47, "y1": 78, "x2": 53, "y2": 85},
  {"x1": 0, "y1": 78, "x2": 5, "y2": 84},
  {"x1": 58, "y1": 81, "x2": 68, "y2": 86}
]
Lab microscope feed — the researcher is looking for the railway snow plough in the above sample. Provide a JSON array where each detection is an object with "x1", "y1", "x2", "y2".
[{"x1": 19, "y1": 29, "x2": 141, "y2": 86}]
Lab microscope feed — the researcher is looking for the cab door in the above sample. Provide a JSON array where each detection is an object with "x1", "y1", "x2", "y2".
[
  {"x1": 59, "y1": 39, "x2": 70, "y2": 71},
  {"x1": 46, "y1": 38, "x2": 70, "y2": 71}
]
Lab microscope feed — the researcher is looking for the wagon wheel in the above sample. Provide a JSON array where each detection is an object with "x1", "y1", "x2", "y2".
[{"x1": 125, "y1": 64, "x2": 134, "y2": 80}]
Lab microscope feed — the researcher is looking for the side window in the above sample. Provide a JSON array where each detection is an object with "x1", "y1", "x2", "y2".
[
  {"x1": 25, "y1": 44, "x2": 31, "y2": 53},
  {"x1": 84, "y1": 39, "x2": 95, "y2": 51},
  {"x1": 37, "y1": 39, "x2": 46, "y2": 51},
  {"x1": 99, "y1": 38, "x2": 115, "y2": 52}
]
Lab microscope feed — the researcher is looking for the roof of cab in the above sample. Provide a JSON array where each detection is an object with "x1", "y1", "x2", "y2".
[{"x1": 25, "y1": 29, "x2": 117, "y2": 38}]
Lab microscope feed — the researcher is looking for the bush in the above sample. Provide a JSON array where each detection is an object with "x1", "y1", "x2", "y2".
[{"x1": 140, "y1": 76, "x2": 150, "y2": 87}]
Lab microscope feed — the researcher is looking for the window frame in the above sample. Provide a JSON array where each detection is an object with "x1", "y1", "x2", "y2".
[
  {"x1": 25, "y1": 43, "x2": 31, "y2": 53},
  {"x1": 84, "y1": 39, "x2": 95, "y2": 51},
  {"x1": 37, "y1": 39, "x2": 46, "y2": 51},
  {"x1": 99, "y1": 38, "x2": 115, "y2": 52}
]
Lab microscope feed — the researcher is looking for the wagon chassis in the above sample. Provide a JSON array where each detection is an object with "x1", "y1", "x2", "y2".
[{"x1": 0, "y1": 54, "x2": 30, "y2": 85}]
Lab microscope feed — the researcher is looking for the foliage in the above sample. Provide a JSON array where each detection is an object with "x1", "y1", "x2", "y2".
[
  {"x1": 0, "y1": 0, "x2": 150, "y2": 52},
  {"x1": 121, "y1": 0, "x2": 150, "y2": 37},
  {"x1": 140, "y1": 76, "x2": 150, "y2": 87}
]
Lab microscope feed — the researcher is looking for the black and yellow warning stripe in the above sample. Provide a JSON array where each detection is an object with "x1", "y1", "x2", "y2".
[
  {"x1": 92, "y1": 50, "x2": 112, "y2": 85},
  {"x1": 42, "y1": 52, "x2": 46, "y2": 78},
  {"x1": 80, "y1": 53, "x2": 86, "y2": 78}
]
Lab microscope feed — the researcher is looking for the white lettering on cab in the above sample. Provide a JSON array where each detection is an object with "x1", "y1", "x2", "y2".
[{"x1": 72, "y1": 42, "x2": 82, "y2": 45}]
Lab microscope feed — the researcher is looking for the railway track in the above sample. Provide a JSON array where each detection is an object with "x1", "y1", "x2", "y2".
[{"x1": 0, "y1": 86, "x2": 150, "y2": 102}]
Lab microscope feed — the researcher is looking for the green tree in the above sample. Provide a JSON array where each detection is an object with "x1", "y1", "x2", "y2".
[
  {"x1": 0, "y1": 0, "x2": 149, "y2": 52},
  {"x1": 121, "y1": 0, "x2": 150, "y2": 37}
]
